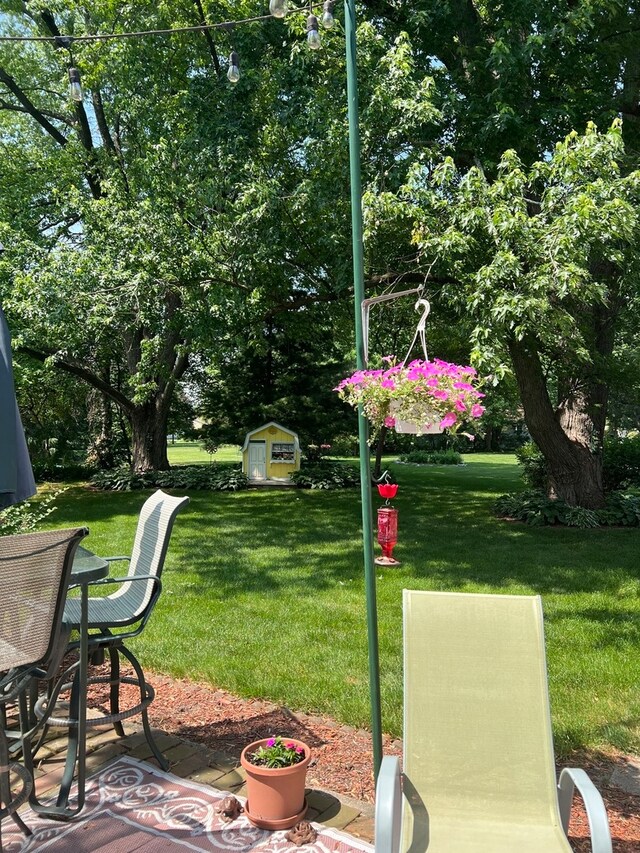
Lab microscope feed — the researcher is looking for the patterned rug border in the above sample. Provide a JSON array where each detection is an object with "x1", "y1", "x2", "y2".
[{"x1": 4, "y1": 755, "x2": 373, "y2": 853}]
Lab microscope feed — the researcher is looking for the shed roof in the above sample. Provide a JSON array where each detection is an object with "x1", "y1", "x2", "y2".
[{"x1": 241, "y1": 422, "x2": 300, "y2": 452}]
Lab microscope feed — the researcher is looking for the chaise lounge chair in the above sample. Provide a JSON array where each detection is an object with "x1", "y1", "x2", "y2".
[{"x1": 375, "y1": 590, "x2": 612, "y2": 853}]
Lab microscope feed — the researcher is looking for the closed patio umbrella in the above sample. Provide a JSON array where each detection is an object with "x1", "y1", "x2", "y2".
[{"x1": 0, "y1": 304, "x2": 36, "y2": 509}]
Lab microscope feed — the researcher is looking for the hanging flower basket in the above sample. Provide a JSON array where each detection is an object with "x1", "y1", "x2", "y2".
[{"x1": 334, "y1": 357, "x2": 485, "y2": 436}]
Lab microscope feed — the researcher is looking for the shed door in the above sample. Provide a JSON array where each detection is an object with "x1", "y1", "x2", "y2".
[{"x1": 248, "y1": 441, "x2": 267, "y2": 480}]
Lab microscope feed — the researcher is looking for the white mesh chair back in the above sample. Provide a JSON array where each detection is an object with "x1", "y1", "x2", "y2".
[
  {"x1": 402, "y1": 590, "x2": 572, "y2": 852},
  {"x1": 106, "y1": 490, "x2": 189, "y2": 622},
  {"x1": 0, "y1": 528, "x2": 87, "y2": 672}
]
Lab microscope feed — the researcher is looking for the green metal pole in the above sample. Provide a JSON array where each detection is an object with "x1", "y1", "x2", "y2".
[{"x1": 343, "y1": 0, "x2": 383, "y2": 780}]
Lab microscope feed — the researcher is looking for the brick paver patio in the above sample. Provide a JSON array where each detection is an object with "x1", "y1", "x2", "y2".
[{"x1": 25, "y1": 714, "x2": 375, "y2": 844}]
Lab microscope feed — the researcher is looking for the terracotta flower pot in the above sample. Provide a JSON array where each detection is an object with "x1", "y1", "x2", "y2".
[{"x1": 240, "y1": 738, "x2": 311, "y2": 830}]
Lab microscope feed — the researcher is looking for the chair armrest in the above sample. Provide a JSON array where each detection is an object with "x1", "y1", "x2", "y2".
[
  {"x1": 557, "y1": 767, "x2": 612, "y2": 853},
  {"x1": 375, "y1": 756, "x2": 403, "y2": 853},
  {"x1": 70, "y1": 574, "x2": 161, "y2": 590},
  {"x1": 104, "y1": 556, "x2": 131, "y2": 563}
]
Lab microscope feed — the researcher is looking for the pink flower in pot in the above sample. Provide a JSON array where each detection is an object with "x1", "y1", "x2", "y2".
[{"x1": 240, "y1": 736, "x2": 312, "y2": 830}]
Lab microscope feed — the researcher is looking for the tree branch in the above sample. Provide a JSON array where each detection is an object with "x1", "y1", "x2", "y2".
[
  {"x1": 0, "y1": 68, "x2": 68, "y2": 147},
  {"x1": 91, "y1": 87, "x2": 117, "y2": 153},
  {"x1": 0, "y1": 97, "x2": 71, "y2": 126},
  {"x1": 193, "y1": 0, "x2": 221, "y2": 74},
  {"x1": 18, "y1": 346, "x2": 134, "y2": 414}
]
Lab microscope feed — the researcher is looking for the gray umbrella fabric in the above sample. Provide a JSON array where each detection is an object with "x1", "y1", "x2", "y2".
[{"x1": 0, "y1": 305, "x2": 36, "y2": 509}]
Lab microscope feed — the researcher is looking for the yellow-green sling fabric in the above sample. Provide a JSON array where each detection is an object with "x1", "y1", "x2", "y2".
[{"x1": 402, "y1": 590, "x2": 571, "y2": 852}]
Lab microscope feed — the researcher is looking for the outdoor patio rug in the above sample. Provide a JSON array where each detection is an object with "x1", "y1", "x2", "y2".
[{"x1": 4, "y1": 755, "x2": 373, "y2": 853}]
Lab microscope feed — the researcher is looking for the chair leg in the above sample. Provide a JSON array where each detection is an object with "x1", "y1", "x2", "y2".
[
  {"x1": 118, "y1": 646, "x2": 168, "y2": 771},
  {"x1": 107, "y1": 648, "x2": 126, "y2": 738},
  {"x1": 0, "y1": 725, "x2": 32, "y2": 840}
]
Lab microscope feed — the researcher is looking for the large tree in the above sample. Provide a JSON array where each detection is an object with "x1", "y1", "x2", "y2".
[
  {"x1": 401, "y1": 124, "x2": 640, "y2": 507},
  {"x1": 356, "y1": 1, "x2": 640, "y2": 507},
  {"x1": 0, "y1": 0, "x2": 353, "y2": 469}
]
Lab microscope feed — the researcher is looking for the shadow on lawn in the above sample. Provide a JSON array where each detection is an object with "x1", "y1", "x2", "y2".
[{"x1": 48, "y1": 481, "x2": 640, "y2": 600}]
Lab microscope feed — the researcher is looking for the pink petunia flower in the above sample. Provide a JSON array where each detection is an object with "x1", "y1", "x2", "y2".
[
  {"x1": 440, "y1": 412, "x2": 457, "y2": 429},
  {"x1": 471, "y1": 404, "x2": 485, "y2": 418},
  {"x1": 384, "y1": 416, "x2": 396, "y2": 428}
]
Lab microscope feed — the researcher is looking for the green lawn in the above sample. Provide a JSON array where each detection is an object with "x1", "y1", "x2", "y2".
[
  {"x1": 166, "y1": 441, "x2": 241, "y2": 465},
  {"x1": 45, "y1": 454, "x2": 640, "y2": 757}
]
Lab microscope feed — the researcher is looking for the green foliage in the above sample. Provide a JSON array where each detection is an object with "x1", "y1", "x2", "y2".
[
  {"x1": 32, "y1": 462, "x2": 95, "y2": 483},
  {"x1": 516, "y1": 438, "x2": 640, "y2": 493},
  {"x1": 598, "y1": 490, "x2": 640, "y2": 526},
  {"x1": 495, "y1": 489, "x2": 640, "y2": 527},
  {"x1": 289, "y1": 462, "x2": 360, "y2": 490},
  {"x1": 603, "y1": 436, "x2": 640, "y2": 491},
  {"x1": 326, "y1": 435, "x2": 358, "y2": 456},
  {"x1": 515, "y1": 443, "x2": 548, "y2": 489},
  {"x1": 91, "y1": 464, "x2": 248, "y2": 492},
  {"x1": 247, "y1": 736, "x2": 305, "y2": 769},
  {"x1": 399, "y1": 449, "x2": 463, "y2": 465},
  {"x1": 0, "y1": 489, "x2": 66, "y2": 536}
]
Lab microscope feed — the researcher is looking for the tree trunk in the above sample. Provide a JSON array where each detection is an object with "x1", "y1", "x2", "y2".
[
  {"x1": 484, "y1": 424, "x2": 493, "y2": 452},
  {"x1": 130, "y1": 401, "x2": 171, "y2": 472},
  {"x1": 87, "y1": 390, "x2": 116, "y2": 469},
  {"x1": 508, "y1": 336, "x2": 606, "y2": 509}
]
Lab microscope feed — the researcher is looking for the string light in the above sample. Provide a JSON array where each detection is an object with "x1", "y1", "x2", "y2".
[
  {"x1": 306, "y1": 14, "x2": 321, "y2": 50},
  {"x1": 227, "y1": 51, "x2": 240, "y2": 84},
  {"x1": 321, "y1": 1, "x2": 335, "y2": 29},
  {"x1": 68, "y1": 67, "x2": 83, "y2": 101},
  {"x1": 0, "y1": 4, "x2": 325, "y2": 42},
  {"x1": 269, "y1": 0, "x2": 288, "y2": 19},
  {"x1": 0, "y1": 2, "x2": 333, "y2": 91}
]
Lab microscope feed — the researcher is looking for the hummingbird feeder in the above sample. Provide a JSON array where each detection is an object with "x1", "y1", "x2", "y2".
[{"x1": 375, "y1": 481, "x2": 400, "y2": 566}]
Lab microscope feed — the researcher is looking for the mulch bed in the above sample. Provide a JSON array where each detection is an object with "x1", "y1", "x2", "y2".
[{"x1": 92, "y1": 670, "x2": 640, "y2": 852}]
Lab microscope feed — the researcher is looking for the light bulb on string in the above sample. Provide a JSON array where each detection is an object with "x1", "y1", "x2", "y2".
[
  {"x1": 321, "y1": 1, "x2": 334, "y2": 29},
  {"x1": 306, "y1": 14, "x2": 321, "y2": 49},
  {"x1": 68, "y1": 67, "x2": 83, "y2": 101},
  {"x1": 227, "y1": 51, "x2": 240, "y2": 84},
  {"x1": 269, "y1": 0, "x2": 288, "y2": 18}
]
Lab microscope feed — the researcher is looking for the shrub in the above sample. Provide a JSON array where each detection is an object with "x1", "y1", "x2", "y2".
[
  {"x1": 327, "y1": 435, "x2": 359, "y2": 456},
  {"x1": 494, "y1": 489, "x2": 640, "y2": 527},
  {"x1": 599, "y1": 490, "x2": 640, "y2": 526},
  {"x1": 514, "y1": 443, "x2": 547, "y2": 489},
  {"x1": 91, "y1": 464, "x2": 248, "y2": 492},
  {"x1": 32, "y1": 462, "x2": 95, "y2": 483},
  {"x1": 290, "y1": 462, "x2": 360, "y2": 490},
  {"x1": 399, "y1": 449, "x2": 463, "y2": 465},
  {"x1": 603, "y1": 436, "x2": 640, "y2": 491},
  {"x1": 0, "y1": 488, "x2": 66, "y2": 536},
  {"x1": 516, "y1": 436, "x2": 640, "y2": 495}
]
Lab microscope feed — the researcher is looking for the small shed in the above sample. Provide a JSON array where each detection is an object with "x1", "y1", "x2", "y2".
[{"x1": 241, "y1": 422, "x2": 301, "y2": 482}]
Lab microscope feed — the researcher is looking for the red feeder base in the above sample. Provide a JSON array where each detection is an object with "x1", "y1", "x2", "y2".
[{"x1": 375, "y1": 555, "x2": 401, "y2": 567}]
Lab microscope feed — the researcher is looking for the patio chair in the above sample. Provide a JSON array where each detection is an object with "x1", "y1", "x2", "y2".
[
  {"x1": 375, "y1": 590, "x2": 612, "y2": 853},
  {"x1": 0, "y1": 527, "x2": 87, "y2": 845},
  {"x1": 58, "y1": 489, "x2": 189, "y2": 769}
]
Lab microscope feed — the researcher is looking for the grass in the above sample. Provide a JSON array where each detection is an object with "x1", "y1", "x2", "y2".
[
  {"x1": 44, "y1": 452, "x2": 640, "y2": 757},
  {"x1": 166, "y1": 441, "x2": 241, "y2": 465}
]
